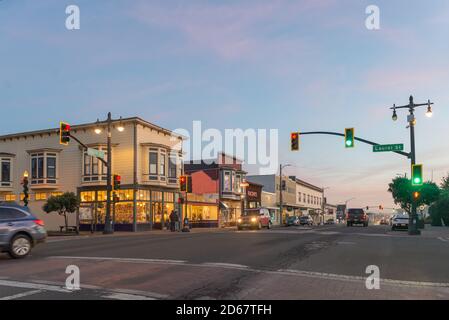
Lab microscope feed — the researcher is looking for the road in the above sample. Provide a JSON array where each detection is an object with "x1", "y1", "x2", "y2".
[{"x1": 1, "y1": 224, "x2": 449, "y2": 300}]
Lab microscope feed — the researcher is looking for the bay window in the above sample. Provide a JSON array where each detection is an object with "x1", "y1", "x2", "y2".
[
  {"x1": 1, "y1": 158, "x2": 12, "y2": 187},
  {"x1": 160, "y1": 150, "x2": 166, "y2": 181},
  {"x1": 83, "y1": 148, "x2": 107, "y2": 182},
  {"x1": 30, "y1": 152, "x2": 58, "y2": 185},
  {"x1": 149, "y1": 148, "x2": 158, "y2": 180}
]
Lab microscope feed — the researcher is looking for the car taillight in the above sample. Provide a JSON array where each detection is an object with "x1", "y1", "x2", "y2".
[{"x1": 34, "y1": 219, "x2": 45, "y2": 226}]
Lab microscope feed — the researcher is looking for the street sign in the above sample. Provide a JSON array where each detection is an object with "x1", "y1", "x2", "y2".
[
  {"x1": 87, "y1": 148, "x2": 105, "y2": 159},
  {"x1": 373, "y1": 144, "x2": 404, "y2": 153}
]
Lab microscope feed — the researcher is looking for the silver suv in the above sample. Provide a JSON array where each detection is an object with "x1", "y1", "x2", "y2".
[{"x1": 0, "y1": 203, "x2": 47, "y2": 258}]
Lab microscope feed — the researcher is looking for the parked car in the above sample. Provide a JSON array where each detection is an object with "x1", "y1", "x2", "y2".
[
  {"x1": 237, "y1": 208, "x2": 272, "y2": 230},
  {"x1": 299, "y1": 215, "x2": 314, "y2": 226},
  {"x1": 325, "y1": 218, "x2": 335, "y2": 225},
  {"x1": 286, "y1": 216, "x2": 300, "y2": 226},
  {"x1": 0, "y1": 202, "x2": 47, "y2": 258},
  {"x1": 346, "y1": 208, "x2": 369, "y2": 227},
  {"x1": 391, "y1": 214, "x2": 409, "y2": 231},
  {"x1": 380, "y1": 218, "x2": 389, "y2": 225}
]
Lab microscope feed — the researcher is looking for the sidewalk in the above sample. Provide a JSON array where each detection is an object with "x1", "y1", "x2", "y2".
[
  {"x1": 46, "y1": 227, "x2": 239, "y2": 242},
  {"x1": 421, "y1": 225, "x2": 449, "y2": 239}
]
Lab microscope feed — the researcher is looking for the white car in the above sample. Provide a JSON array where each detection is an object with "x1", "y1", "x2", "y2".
[{"x1": 391, "y1": 214, "x2": 409, "y2": 231}]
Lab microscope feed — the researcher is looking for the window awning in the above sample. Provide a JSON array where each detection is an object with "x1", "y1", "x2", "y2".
[{"x1": 219, "y1": 202, "x2": 229, "y2": 210}]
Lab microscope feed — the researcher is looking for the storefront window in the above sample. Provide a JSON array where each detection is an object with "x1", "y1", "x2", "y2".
[
  {"x1": 113, "y1": 202, "x2": 134, "y2": 224},
  {"x1": 188, "y1": 205, "x2": 218, "y2": 221},
  {"x1": 81, "y1": 191, "x2": 95, "y2": 202},
  {"x1": 136, "y1": 202, "x2": 151, "y2": 223},
  {"x1": 117, "y1": 189, "x2": 134, "y2": 201},
  {"x1": 137, "y1": 190, "x2": 150, "y2": 201},
  {"x1": 152, "y1": 191, "x2": 162, "y2": 202}
]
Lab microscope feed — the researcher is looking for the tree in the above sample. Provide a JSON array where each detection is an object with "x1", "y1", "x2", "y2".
[
  {"x1": 43, "y1": 192, "x2": 80, "y2": 231},
  {"x1": 388, "y1": 177, "x2": 440, "y2": 214},
  {"x1": 429, "y1": 189, "x2": 449, "y2": 226},
  {"x1": 441, "y1": 174, "x2": 449, "y2": 190}
]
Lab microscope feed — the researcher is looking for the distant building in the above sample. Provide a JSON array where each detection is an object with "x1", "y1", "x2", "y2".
[
  {"x1": 246, "y1": 174, "x2": 324, "y2": 224},
  {"x1": 184, "y1": 153, "x2": 246, "y2": 227}
]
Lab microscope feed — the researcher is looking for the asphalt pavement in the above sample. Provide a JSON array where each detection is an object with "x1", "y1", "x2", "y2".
[{"x1": 1, "y1": 224, "x2": 449, "y2": 300}]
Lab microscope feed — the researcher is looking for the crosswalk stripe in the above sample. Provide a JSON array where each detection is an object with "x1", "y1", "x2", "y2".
[
  {"x1": 0, "y1": 290, "x2": 43, "y2": 300},
  {"x1": 101, "y1": 293, "x2": 156, "y2": 300}
]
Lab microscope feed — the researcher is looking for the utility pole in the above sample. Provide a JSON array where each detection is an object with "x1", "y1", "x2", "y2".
[
  {"x1": 391, "y1": 95, "x2": 434, "y2": 236},
  {"x1": 279, "y1": 164, "x2": 283, "y2": 225},
  {"x1": 103, "y1": 112, "x2": 113, "y2": 234}
]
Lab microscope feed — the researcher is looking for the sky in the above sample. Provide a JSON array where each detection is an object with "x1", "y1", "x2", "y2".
[{"x1": 1, "y1": 0, "x2": 449, "y2": 210}]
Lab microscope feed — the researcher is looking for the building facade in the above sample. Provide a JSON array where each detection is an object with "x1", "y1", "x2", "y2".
[
  {"x1": 292, "y1": 177, "x2": 324, "y2": 223},
  {"x1": 184, "y1": 153, "x2": 246, "y2": 227},
  {"x1": 0, "y1": 117, "x2": 184, "y2": 231},
  {"x1": 247, "y1": 174, "x2": 324, "y2": 224}
]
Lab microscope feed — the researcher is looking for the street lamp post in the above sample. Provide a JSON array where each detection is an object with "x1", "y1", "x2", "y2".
[
  {"x1": 95, "y1": 112, "x2": 123, "y2": 235},
  {"x1": 390, "y1": 95, "x2": 434, "y2": 235}
]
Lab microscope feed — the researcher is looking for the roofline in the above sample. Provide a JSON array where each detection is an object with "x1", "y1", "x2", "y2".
[{"x1": 0, "y1": 117, "x2": 186, "y2": 140}]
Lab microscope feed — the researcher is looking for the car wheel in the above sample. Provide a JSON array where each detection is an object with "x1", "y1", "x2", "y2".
[
  {"x1": 267, "y1": 222, "x2": 271, "y2": 229},
  {"x1": 8, "y1": 234, "x2": 32, "y2": 259},
  {"x1": 347, "y1": 222, "x2": 350, "y2": 227}
]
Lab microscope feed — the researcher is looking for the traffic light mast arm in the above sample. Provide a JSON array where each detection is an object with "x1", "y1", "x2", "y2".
[
  {"x1": 298, "y1": 131, "x2": 410, "y2": 158},
  {"x1": 68, "y1": 133, "x2": 108, "y2": 166}
]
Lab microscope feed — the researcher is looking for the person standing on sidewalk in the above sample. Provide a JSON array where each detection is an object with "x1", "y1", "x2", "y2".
[{"x1": 169, "y1": 210, "x2": 177, "y2": 232}]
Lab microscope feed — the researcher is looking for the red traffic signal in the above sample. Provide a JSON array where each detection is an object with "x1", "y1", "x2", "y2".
[
  {"x1": 291, "y1": 132, "x2": 299, "y2": 151},
  {"x1": 113, "y1": 174, "x2": 121, "y2": 190},
  {"x1": 180, "y1": 175, "x2": 192, "y2": 193},
  {"x1": 59, "y1": 122, "x2": 71, "y2": 145}
]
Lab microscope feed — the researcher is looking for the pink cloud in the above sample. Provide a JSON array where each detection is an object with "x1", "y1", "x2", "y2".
[{"x1": 129, "y1": 0, "x2": 337, "y2": 61}]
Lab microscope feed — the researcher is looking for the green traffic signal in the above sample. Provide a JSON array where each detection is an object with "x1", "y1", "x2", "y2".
[
  {"x1": 411, "y1": 164, "x2": 423, "y2": 186},
  {"x1": 345, "y1": 128, "x2": 354, "y2": 148}
]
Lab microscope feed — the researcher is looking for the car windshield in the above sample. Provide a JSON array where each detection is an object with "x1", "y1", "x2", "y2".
[
  {"x1": 243, "y1": 210, "x2": 260, "y2": 216},
  {"x1": 348, "y1": 209, "x2": 364, "y2": 215}
]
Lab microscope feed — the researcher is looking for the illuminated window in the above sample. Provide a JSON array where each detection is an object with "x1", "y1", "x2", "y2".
[
  {"x1": 5, "y1": 194, "x2": 17, "y2": 201},
  {"x1": 51, "y1": 192, "x2": 63, "y2": 197},
  {"x1": 1, "y1": 157, "x2": 12, "y2": 187},
  {"x1": 81, "y1": 191, "x2": 95, "y2": 202},
  {"x1": 35, "y1": 193, "x2": 48, "y2": 201}
]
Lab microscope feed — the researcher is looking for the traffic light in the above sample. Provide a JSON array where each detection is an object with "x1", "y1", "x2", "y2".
[
  {"x1": 291, "y1": 132, "x2": 299, "y2": 151},
  {"x1": 413, "y1": 191, "x2": 421, "y2": 201},
  {"x1": 344, "y1": 128, "x2": 355, "y2": 148},
  {"x1": 180, "y1": 175, "x2": 192, "y2": 193},
  {"x1": 411, "y1": 164, "x2": 423, "y2": 186},
  {"x1": 59, "y1": 122, "x2": 71, "y2": 145},
  {"x1": 113, "y1": 174, "x2": 121, "y2": 190}
]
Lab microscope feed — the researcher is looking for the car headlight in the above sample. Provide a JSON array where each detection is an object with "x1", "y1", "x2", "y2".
[
  {"x1": 251, "y1": 217, "x2": 257, "y2": 222},
  {"x1": 237, "y1": 218, "x2": 242, "y2": 223}
]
